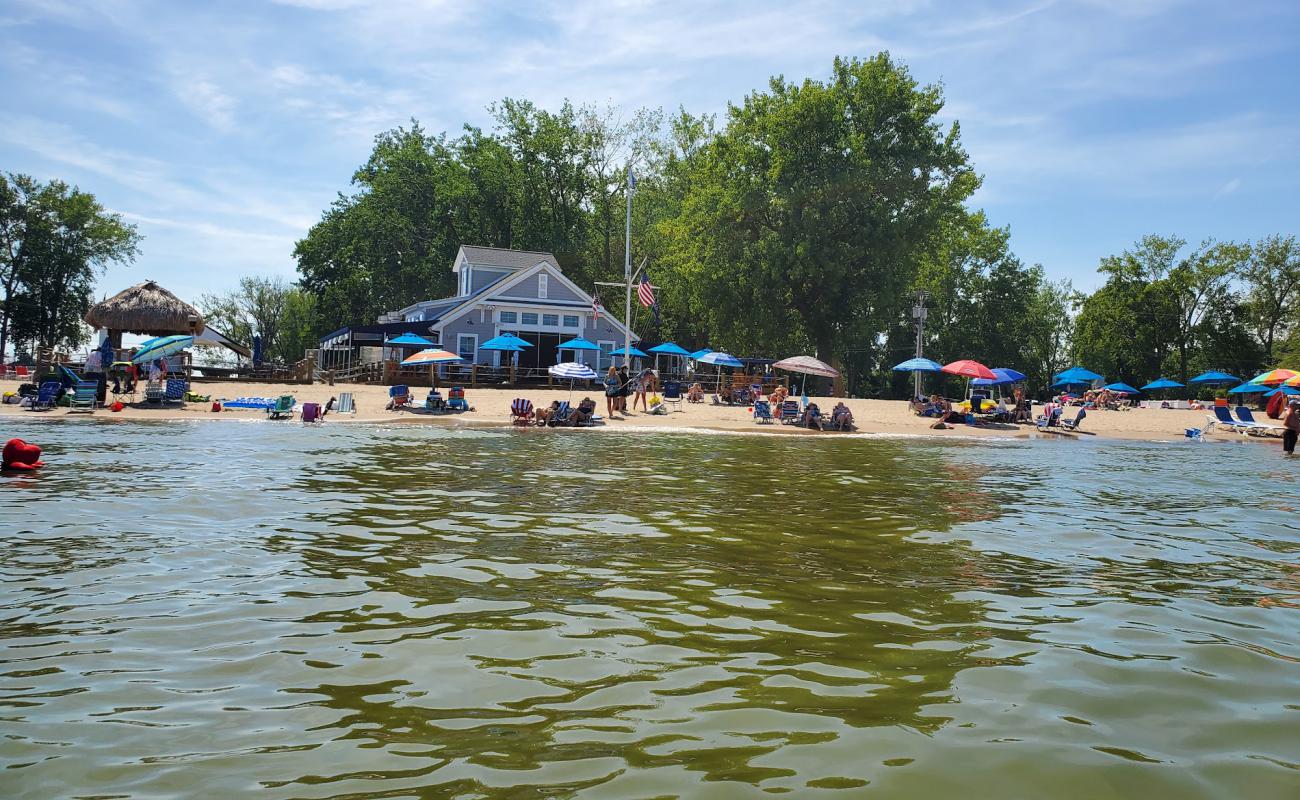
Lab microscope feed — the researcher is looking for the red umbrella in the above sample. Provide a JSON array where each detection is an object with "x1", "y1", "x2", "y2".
[{"x1": 942, "y1": 359, "x2": 997, "y2": 380}]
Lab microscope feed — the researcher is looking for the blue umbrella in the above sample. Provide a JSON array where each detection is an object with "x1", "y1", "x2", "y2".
[
  {"x1": 610, "y1": 346, "x2": 648, "y2": 358},
  {"x1": 1054, "y1": 366, "x2": 1103, "y2": 384},
  {"x1": 549, "y1": 361, "x2": 598, "y2": 401},
  {"x1": 132, "y1": 334, "x2": 194, "y2": 364},
  {"x1": 973, "y1": 367, "x2": 1027, "y2": 386},
  {"x1": 480, "y1": 333, "x2": 531, "y2": 351},
  {"x1": 689, "y1": 348, "x2": 713, "y2": 360},
  {"x1": 385, "y1": 333, "x2": 435, "y2": 348},
  {"x1": 1050, "y1": 379, "x2": 1091, "y2": 391},
  {"x1": 557, "y1": 336, "x2": 602, "y2": 352},
  {"x1": 1227, "y1": 382, "x2": 1267, "y2": 394},
  {"x1": 893, "y1": 357, "x2": 942, "y2": 373},
  {"x1": 1264, "y1": 385, "x2": 1300, "y2": 397},
  {"x1": 1103, "y1": 382, "x2": 1141, "y2": 395},
  {"x1": 697, "y1": 351, "x2": 744, "y2": 368},
  {"x1": 647, "y1": 342, "x2": 692, "y2": 357},
  {"x1": 1188, "y1": 370, "x2": 1240, "y2": 385},
  {"x1": 1141, "y1": 378, "x2": 1183, "y2": 391}
]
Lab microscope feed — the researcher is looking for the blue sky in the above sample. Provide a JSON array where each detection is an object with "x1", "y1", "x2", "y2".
[{"x1": 2, "y1": 0, "x2": 1297, "y2": 304}]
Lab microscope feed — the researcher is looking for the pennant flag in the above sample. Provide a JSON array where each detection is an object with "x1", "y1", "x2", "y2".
[{"x1": 627, "y1": 166, "x2": 637, "y2": 191}]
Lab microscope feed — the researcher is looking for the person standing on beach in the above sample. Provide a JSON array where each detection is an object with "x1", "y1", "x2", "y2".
[
  {"x1": 604, "y1": 366, "x2": 620, "y2": 418},
  {"x1": 633, "y1": 368, "x2": 651, "y2": 412},
  {"x1": 1283, "y1": 399, "x2": 1299, "y2": 457},
  {"x1": 618, "y1": 366, "x2": 630, "y2": 413}
]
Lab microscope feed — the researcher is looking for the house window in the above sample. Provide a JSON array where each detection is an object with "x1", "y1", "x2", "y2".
[
  {"x1": 499, "y1": 311, "x2": 517, "y2": 324},
  {"x1": 562, "y1": 314, "x2": 579, "y2": 328},
  {"x1": 457, "y1": 334, "x2": 477, "y2": 363},
  {"x1": 542, "y1": 313, "x2": 559, "y2": 327},
  {"x1": 598, "y1": 340, "x2": 616, "y2": 371},
  {"x1": 538, "y1": 274, "x2": 548, "y2": 299},
  {"x1": 521, "y1": 312, "x2": 538, "y2": 326}
]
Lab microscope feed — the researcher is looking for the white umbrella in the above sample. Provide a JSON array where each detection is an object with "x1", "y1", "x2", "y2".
[{"x1": 549, "y1": 362, "x2": 598, "y2": 402}]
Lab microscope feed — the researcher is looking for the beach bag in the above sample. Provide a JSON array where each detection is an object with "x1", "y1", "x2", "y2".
[
  {"x1": 211, "y1": 401, "x2": 222, "y2": 412},
  {"x1": 1266, "y1": 392, "x2": 1285, "y2": 419},
  {"x1": 110, "y1": 401, "x2": 124, "y2": 412}
]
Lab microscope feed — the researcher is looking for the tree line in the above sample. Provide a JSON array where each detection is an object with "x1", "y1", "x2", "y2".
[{"x1": 6, "y1": 52, "x2": 1296, "y2": 394}]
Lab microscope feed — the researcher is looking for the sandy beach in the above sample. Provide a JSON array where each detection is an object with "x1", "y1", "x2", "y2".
[{"x1": 1, "y1": 378, "x2": 1273, "y2": 443}]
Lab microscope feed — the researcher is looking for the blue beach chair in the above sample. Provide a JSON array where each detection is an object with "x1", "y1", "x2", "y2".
[
  {"x1": 447, "y1": 386, "x2": 469, "y2": 411},
  {"x1": 779, "y1": 400, "x2": 800, "y2": 424},
  {"x1": 164, "y1": 378, "x2": 187, "y2": 404},
  {"x1": 388, "y1": 385, "x2": 411, "y2": 409},
  {"x1": 1209, "y1": 405, "x2": 1258, "y2": 435},
  {"x1": 662, "y1": 381, "x2": 683, "y2": 410},
  {"x1": 753, "y1": 399, "x2": 773, "y2": 423},
  {"x1": 68, "y1": 380, "x2": 97, "y2": 413},
  {"x1": 548, "y1": 401, "x2": 572, "y2": 427},
  {"x1": 29, "y1": 381, "x2": 60, "y2": 411},
  {"x1": 1233, "y1": 406, "x2": 1283, "y2": 434},
  {"x1": 1060, "y1": 407, "x2": 1087, "y2": 431}
]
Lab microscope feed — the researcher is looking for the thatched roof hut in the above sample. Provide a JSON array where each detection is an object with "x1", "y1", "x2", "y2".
[{"x1": 84, "y1": 280, "x2": 205, "y2": 336}]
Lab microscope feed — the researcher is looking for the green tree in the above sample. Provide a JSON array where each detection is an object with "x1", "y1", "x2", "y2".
[
  {"x1": 662, "y1": 54, "x2": 978, "y2": 386},
  {"x1": 199, "y1": 276, "x2": 317, "y2": 364},
  {"x1": 1241, "y1": 234, "x2": 1300, "y2": 365}
]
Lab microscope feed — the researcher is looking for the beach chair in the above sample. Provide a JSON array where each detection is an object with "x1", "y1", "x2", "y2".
[
  {"x1": 548, "y1": 401, "x2": 572, "y2": 427},
  {"x1": 447, "y1": 386, "x2": 468, "y2": 411},
  {"x1": 662, "y1": 381, "x2": 683, "y2": 409},
  {"x1": 510, "y1": 398, "x2": 533, "y2": 425},
  {"x1": 779, "y1": 399, "x2": 800, "y2": 424},
  {"x1": 1233, "y1": 406, "x2": 1283, "y2": 435},
  {"x1": 68, "y1": 380, "x2": 97, "y2": 413},
  {"x1": 425, "y1": 389, "x2": 446, "y2": 411},
  {"x1": 1208, "y1": 405, "x2": 1257, "y2": 435},
  {"x1": 1036, "y1": 406, "x2": 1063, "y2": 429},
  {"x1": 753, "y1": 399, "x2": 773, "y2": 423},
  {"x1": 336, "y1": 392, "x2": 355, "y2": 414},
  {"x1": 164, "y1": 379, "x2": 187, "y2": 404},
  {"x1": 267, "y1": 395, "x2": 295, "y2": 420},
  {"x1": 144, "y1": 382, "x2": 165, "y2": 404},
  {"x1": 300, "y1": 402, "x2": 322, "y2": 424},
  {"x1": 29, "y1": 381, "x2": 60, "y2": 411},
  {"x1": 389, "y1": 385, "x2": 411, "y2": 409},
  {"x1": 1060, "y1": 408, "x2": 1087, "y2": 431},
  {"x1": 15, "y1": 365, "x2": 30, "y2": 380}
]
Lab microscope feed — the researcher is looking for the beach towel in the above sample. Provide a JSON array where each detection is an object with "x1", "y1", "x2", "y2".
[{"x1": 221, "y1": 397, "x2": 276, "y2": 409}]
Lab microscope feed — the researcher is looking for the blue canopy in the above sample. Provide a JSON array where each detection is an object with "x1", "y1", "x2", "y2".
[
  {"x1": 689, "y1": 348, "x2": 713, "y2": 360},
  {"x1": 647, "y1": 342, "x2": 692, "y2": 357},
  {"x1": 1141, "y1": 378, "x2": 1184, "y2": 391},
  {"x1": 480, "y1": 333, "x2": 532, "y2": 351},
  {"x1": 1188, "y1": 370, "x2": 1240, "y2": 385},
  {"x1": 893, "y1": 357, "x2": 943, "y2": 373},
  {"x1": 1227, "y1": 382, "x2": 1267, "y2": 394},
  {"x1": 385, "y1": 333, "x2": 435, "y2": 347},
  {"x1": 557, "y1": 337, "x2": 602, "y2": 352},
  {"x1": 610, "y1": 346, "x2": 648, "y2": 358},
  {"x1": 132, "y1": 335, "x2": 194, "y2": 364},
  {"x1": 972, "y1": 367, "x2": 1027, "y2": 386},
  {"x1": 1054, "y1": 366, "x2": 1103, "y2": 384},
  {"x1": 698, "y1": 351, "x2": 744, "y2": 368},
  {"x1": 1103, "y1": 382, "x2": 1141, "y2": 395},
  {"x1": 1050, "y1": 379, "x2": 1091, "y2": 391},
  {"x1": 1265, "y1": 385, "x2": 1300, "y2": 397}
]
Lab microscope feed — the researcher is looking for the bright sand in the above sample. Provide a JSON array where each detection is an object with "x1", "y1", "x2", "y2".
[{"x1": 0, "y1": 379, "x2": 1269, "y2": 444}]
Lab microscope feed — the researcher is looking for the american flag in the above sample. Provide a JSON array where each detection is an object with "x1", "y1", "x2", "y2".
[
  {"x1": 592, "y1": 292, "x2": 602, "y2": 322},
  {"x1": 638, "y1": 268, "x2": 660, "y2": 325}
]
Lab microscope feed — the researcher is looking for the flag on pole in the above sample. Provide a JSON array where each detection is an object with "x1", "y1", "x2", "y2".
[
  {"x1": 638, "y1": 268, "x2": 659, "y2": 325},
  {"x1": 627, "y1": 167, "x2": 636, "y2": 192},
  {"x1": 592, "y1": 292, "x2": 602, "y2": 322}
]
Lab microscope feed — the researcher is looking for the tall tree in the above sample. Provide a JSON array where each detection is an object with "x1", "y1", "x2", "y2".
[
  {"x1": 662, "y1": 54, "x2": 978, "y2": 385},
  {"x1": 1241, "y1": 234, "x2": 1300, "y2": 364}
]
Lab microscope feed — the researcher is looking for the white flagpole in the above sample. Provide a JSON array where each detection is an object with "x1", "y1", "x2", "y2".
[{"x1": 623, "y1": 164, "x2": 633, "y2": 369}]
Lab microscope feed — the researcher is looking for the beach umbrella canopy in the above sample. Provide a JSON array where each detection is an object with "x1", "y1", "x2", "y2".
[
  {"x1": 400, "y1": 348, "x2": 462, "y2": 366},
  {"x1": 893, "y1": 357, "x2": 943, "y2": 372},
  {"x1": 85, "y1": 280, "x2": 205, "y2": 336},
  {"x1": 647, "y1": 342, "x2": 692, "y2": 357},
  {"x1": 132, "y1": 334, "x2": 193, "y2": 364},
  {"x1": 1103, "y1": 382, "x2": 1141, "y2": 395},
  {"x1": 697, "y1": 351, "x2": 744, "y2": 368},
  {"x1": 689, "y1": 348, "x2": 713, "y2": 360},
  {"x1": 772, "y1": 355, "x2": 839, "y2": 378},
  {"x1": 610, "y1": 345, "x2": 648, "y2": 358},
  {"x1": 385, "y1": 333, "x2": 435, "y2": 348},
  {"x1": 942, "y1": 359, "x2": 997, "y2": 380},
  {"x1": 1227, "y1": 382, "x2": 1267, "y2": 394},
  {"x1": 1054, "y1": 366, "x2": 1103, "y2": 384},
  {"x1": 557, "y1": 336, "x2": 602, "y2": 352},
  {"x1": 1188, "y1": 370, "x2": 1240, "y2": 385},
  {"x1": 481, "y1": 333, "x2": 532, "y2": 351},
  {"x1": 1287, "y1": 375, "x2": 1300, "y2": 388},
  {"x1": 1264, "y1": 385, "x2": 1300, "y2": 397},
  {"x1": 1141, "y1": 378, "x2": 1184, "y2": 391},
  {"x1": 1247, "y1": 368, "x2": 1297, "y2": 385},
  {"x1": 549, "y1": 362, "x2": 598, "y2": 380},
  {"x1": 972, "y1": 367, "x2": 1027, "y2": 386}
]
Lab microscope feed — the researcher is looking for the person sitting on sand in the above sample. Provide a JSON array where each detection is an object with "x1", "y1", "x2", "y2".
[
  {"x1": 769, "y1": 385, "x2": 788, "y2": 407},
  {"x1": 687, "y1": 383, "x2": 705, "y2": 403},
  {"x1": 1188, "y1": 399, "x2": 1204, "y2": 411}
]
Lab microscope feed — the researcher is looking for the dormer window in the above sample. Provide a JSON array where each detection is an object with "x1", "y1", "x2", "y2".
[{"x1": 538, "y1": 274, "x2": 548, "y2": 299}]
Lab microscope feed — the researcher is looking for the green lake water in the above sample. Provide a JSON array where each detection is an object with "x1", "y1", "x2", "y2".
[{"x1": 1, "y1": 420, "x2": 1297, "y2": 798}]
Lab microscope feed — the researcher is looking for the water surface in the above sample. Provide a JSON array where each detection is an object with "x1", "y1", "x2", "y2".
[{"x1": 1, "y1": 420, "x2": 1297, "y2": 798}]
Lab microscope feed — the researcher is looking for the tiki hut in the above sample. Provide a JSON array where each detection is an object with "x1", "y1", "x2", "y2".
[{"x1": 85, "y1": 280, "x2": 205, "y2": 345}]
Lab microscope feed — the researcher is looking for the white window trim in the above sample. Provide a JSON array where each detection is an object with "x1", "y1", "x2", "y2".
[
  {"x1": 538, "y1": 273, "x2": 548, "y2": 299},
  {"x1": 456, "y1": 333, "x2": 478, "y2": 364},
  {"x1": 598, "y1": 340, "x2": 616, "y2": 372}
]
